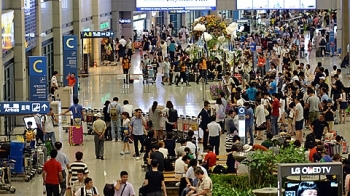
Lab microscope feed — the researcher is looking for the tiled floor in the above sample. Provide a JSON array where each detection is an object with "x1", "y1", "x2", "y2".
[{"x1": 3, "y1": 49, "x2": 350, "y2": 196}]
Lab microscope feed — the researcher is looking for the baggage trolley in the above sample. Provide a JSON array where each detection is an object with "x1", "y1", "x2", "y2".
[
  {"x1": 147, "y1": 65, "x2": 155, "y2": 84},
  {"x1": 0, "y1": 158, "x2": 16, "y2": 193}
]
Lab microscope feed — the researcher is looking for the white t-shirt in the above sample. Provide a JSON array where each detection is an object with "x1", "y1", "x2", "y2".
[
  {"x1": 207, "y1": 122, "x2": 221, "y2": 137},
  {"x1": 186, "y1": 166, "x2": 208, "y2": 180},
  {"x1": 175, "y1": 157, "x2": 187, "y2": 174},
  {"x1": 295, "y1": 102, "x2": 304, "y2": 121},
  {"x1": 51, "y1": 76, "x2": 57, "y2": 87},
  {"x1": 186, "y1": 141, "x2": 197, "y2": 159},
  {"x1": 44, "y1": 115, "x2": 54, "y2": 133},
  {"x1": 122, "y1": 118, "x2": 130, "y2": 127},
  {"x1": 121, "y1": 104, "x2": 134, "y2": 117},
  {"x1": 75, "y1": 187, "x2": 99, "y2": 196}
]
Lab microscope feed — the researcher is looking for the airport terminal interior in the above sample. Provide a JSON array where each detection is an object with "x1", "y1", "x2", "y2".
[{"x1": 1, "y1": 0, "x2": 350, "y2": 195}]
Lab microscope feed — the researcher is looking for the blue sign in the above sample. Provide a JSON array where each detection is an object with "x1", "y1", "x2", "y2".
[
  {"x1": 0, "y1": 101, "x2": 50, "y2": 115},
  {"x1": 63, "y1": 35, "x2": 78, "y2": 97},
  {"x1": 29, "y1": 56, "x2": 47, "y2": 101}
]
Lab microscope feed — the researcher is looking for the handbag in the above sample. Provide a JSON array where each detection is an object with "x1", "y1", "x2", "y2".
[{"x1": 65, "y1": 187, "x2": 72, "y2": 196}]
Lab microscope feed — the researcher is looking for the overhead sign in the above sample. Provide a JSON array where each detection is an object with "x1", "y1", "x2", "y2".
[
  {"x1": 81, "y1": 31, "x2": 115, "y2": 38},
  {"x1": 119, "y1": 19, "x2": 132, "y2": 24},
  {"x1": 28, "y1": 56, "x2": 47, "y2": 101},
  {"x1": 136, "y1": 0, "x2": 216, "y2": 11},
  {"x1": 62, "y1": 35, "x2": 78, "y2": 97},
  {"x1": 0, "y1": 101, "x2": 50, "y2": 115}
]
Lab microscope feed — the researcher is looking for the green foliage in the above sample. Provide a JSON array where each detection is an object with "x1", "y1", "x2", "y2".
[
  {"x1": 242, "y1": 145, "x2": 307, "y2": 188},
  {"x1": 211, "y1": 174, "x2": 256, "y2": 196}
]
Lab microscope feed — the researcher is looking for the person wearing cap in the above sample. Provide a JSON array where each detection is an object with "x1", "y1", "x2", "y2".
[
  {"x1": 92, "y1": 113, "x2": 106, "y2": 160},
  {"x1": 50, "y1": 71, "x2": 59, "y2": 100}
]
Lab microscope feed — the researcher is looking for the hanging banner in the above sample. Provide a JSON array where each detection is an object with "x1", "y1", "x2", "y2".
[
  {"x1": 28, "y1": 56, "x2": 47, "y2": 101},
  {"x1": 62, "y1": 35, "x2": 78, "y2": 97}
]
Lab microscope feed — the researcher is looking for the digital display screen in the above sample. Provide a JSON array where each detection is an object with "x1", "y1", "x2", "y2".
[
  {"x1": 237, "y1": 0, "x2": 253, "y2": 9},
  {"x1": 136, "y1": 0, "x2": 216, "y2": 11},
  {"x1": 252, "y1": 0, "x2": 268, "y2": 9},
  {"x1": 268, "y1": 0, "x2": 284, "y2": 9},
  {"x1": 237, "y1": 0, "x2": 316, "y2": 9},
  {"x1": 238, "y1": 119, "x2": 245, "y2": 137},
  {"x1": 285, "y1": 181, "x2": 339, "y2": 196},
  {"x1": 23, "y1": 117, "x2": 38, "y2": 129}
]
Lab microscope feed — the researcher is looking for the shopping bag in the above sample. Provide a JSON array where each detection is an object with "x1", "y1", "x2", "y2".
[{"x1": 65, "y1": 187, "x2": 72, "y2": 196}]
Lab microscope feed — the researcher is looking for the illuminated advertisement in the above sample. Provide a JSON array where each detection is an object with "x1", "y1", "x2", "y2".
[
  {"x1": 252, "y1": 0, "x2": 268, "y2": 9},
  {"x1": 136, "y1": 0, "x2": 216, "y2": 11},
  {"x1": 237, "y1": 0, "x2": 316, "y2": 9},
  {"x1": 2, "y1": 10, "x2": 15, "y2": 51},
  {"x1": 237, "y1": 0, "x2": 252, "y2": 9}
]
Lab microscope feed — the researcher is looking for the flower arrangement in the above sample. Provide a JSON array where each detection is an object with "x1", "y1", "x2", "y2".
[{"x1": 192, "y1": 15, "x2": 228, "y2": 41}]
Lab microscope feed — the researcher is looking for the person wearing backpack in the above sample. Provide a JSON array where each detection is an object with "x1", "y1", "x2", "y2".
[
  {"x1": 214, "y1": 98, "x2": 225, "y2": 133},
  {"x1": 75, "y1": 177, "x2": 99, "y2": 196},
  {"x1": 108, "y1": 97, "x2": 122, "y2": 142},
  {"x1": 163, "y1": 100, "x2": 178, "y2": 133},
  {"x1": 319, "y1": 36, "x2": 327, "y2": 57}
]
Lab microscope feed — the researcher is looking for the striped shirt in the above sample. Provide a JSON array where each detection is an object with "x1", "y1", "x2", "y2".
[{"x1": 68, "y1": 161, "x2": 89, "y2": 183}]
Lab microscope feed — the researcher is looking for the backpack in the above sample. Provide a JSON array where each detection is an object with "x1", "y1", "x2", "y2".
[
  {"x1": 217, "y1": 105, "x2": 225, "y2": 119},
  {"x1": 110, "y1": 104, "x2": 119, "y2": 121},
  {"x1": 320, "y1": 38, "x2": 326, "y2": 46},
  {"x1": 164, "y1": 158, "x2": 175, "y2": 171},
  {"x1": 168, "y1": 108, "x2": 178, "y2": 123},
  {"x1": 212, "y1": 165, "x2": 228, "y2": 174},
  {"x1": 80, "y1": 187, "x2": 97, "y2": 196},
  {"x1": 103, "y1": 183, "x2": 115, "y2": 196}
]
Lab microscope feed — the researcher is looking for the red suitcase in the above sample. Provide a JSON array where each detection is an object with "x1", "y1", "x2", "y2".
[{"x1": 68, "y1": 126, "x2": 84, "y2": 145}]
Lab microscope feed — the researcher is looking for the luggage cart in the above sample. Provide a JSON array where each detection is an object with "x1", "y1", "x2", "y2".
[
  {"x1": 34, "y1": 144, "x2": 46, "y2": 174},
  {"x1": 147, "y1": 65, "x2": 155, "y2": 84},
  {"x1": 0, "y1": 158, "x2": 16, "y2": 194}
]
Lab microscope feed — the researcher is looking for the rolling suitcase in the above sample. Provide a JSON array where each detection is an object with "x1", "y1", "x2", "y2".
[
  {"x1": 316, "y1": 49, "x2": 322, "y2": 57},
  {"x1": 68, "y1": 126, "x2": 84, "y2": 145}
]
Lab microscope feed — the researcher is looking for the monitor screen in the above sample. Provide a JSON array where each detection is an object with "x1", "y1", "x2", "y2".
[
  {"x1": 285, "y1": 181, "x2": 339, "y2": 196},
  {"x1": 23, "y1": 117, "x2": 38, "y2": 129},
  {"x1": 268, "y1": 0, "x2": 284, "y2": 9},
  {"x1": 237, "y1": 0, "x2": 253, "y2": 9},
  {"x1": 300, "y1": 0, "x2": 316, "y2": 9},
  {"x1": 252, "y1": 0, "x2": 268, "y2": 9},
  {"x1": 284, "y1": 0, "x2": 300, "y2": 9},
  {"x1": 135, "y1": 0, "x2": 216, "y2": 11}
]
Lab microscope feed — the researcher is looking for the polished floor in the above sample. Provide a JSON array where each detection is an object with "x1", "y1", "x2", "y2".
[{"x1": 4, "y1": 49, "x2": 350, "y2": 196}]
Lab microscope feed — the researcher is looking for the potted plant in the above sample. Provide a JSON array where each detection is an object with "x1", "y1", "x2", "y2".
[{"x1": 211, "y1": 174, "x2": 257, "y2": 196}]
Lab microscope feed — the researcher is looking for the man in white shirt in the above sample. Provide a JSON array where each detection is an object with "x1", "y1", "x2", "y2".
[
  {"x1": 330, "y1": 65, "x2": 337, "y2": 84},
  {"x1": 50, "y1": 71, "x2": 59, "y2": 100},
  {"x1": 119, "y1": 36, "x2": 126, "y2": 47},
  {"x1": 114, "y1": 171, "x2": 135, "y2": 196},
  {"x1": 180, "y1": 159, "x2": 208, "y2": 196},
  {"x1": 174, "y1": 155, "x2": 190, "y2": 177},
  {"x1": 121, "y1": 100, "x2": 134, "y2": 117},
  {"x1": 294, "y1": 98, "x2": 304, "y2": 143},
  {"x1": 72, "y1": 170, "x2": 85, "y2": 195},
  {"x1": 75, "y1": 177, "x2": 99, "y2": 196},
  {"x1": 207, "y1": 116, "x2": 221, "y2": 155},
  {"x1": 185, "y1": 137, "x2": 197, "y2": 159}
]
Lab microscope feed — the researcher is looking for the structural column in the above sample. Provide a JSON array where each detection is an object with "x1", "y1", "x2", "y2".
[
  {"x1": 0, "y1": 3, "x2": 4, "y2": 135},
  {"x1": 73, "y1": 0, "x2": 83, "y2": 70},
  {"x1": 32, "y1": 0, "x2": 43, "y2": 56},
  {"x1": 92, "y1": 0, "x2": 101, "y2": 63},
  {"x1": 146, "y1": 12, "x2": 152, "y2": 33},
  {"x1": 340, "y1": 0, "x2": 349, "y2": 58},
  {"x1": 111, "y1": 0, "x2": 120, "y2": 38},
  {"x1": 52, "y1": 0, "x2": 63, "y2": 81},
  {"x1": 11, "y1": 0, "x2": 27, "y2": 101},
  {"x1": 164, "y1": 12, "x2": 171, "y2": 26}
]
